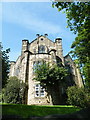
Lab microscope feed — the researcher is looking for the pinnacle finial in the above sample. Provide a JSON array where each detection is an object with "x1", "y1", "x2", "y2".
[
  {"x1": 36, "y1": 34, "x2": 40, "y2": 37},
  {"x1": 44, "y1": 34, "x2": 48, "y2": 36}
]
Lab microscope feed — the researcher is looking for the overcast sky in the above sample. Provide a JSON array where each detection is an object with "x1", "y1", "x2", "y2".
[{"x1": 1, "y1": 1, "x2": 76, "y2": 61}]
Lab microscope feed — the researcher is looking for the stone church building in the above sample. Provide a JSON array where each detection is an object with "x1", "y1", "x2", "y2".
[{"x1": 9, "y1": 34, "x2": 83, "y2": 105}]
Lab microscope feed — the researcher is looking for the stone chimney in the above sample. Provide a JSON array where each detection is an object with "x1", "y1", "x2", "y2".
[
  {"x1": 55, "y1": 38, "x2": 64, "y2": 65},
  {"x1": 21, "y1": 39, "x2": 29, "y2": 55}
]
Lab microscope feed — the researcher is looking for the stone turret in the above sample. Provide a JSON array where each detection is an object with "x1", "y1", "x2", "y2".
[
  {"x1": 9, "y1": 61, "x2": 16, "y2": 76},
  {"x1": 21, "y1": 39, "x2": 29, "y2": 55},
  {"x1": 55, "y1": 38, "x2": 64, "y2": 64}
]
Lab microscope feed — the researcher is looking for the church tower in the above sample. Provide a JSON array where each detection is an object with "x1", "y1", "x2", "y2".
[{"x1": 9, "y1": 34, "x2": 83, "y2": 105}]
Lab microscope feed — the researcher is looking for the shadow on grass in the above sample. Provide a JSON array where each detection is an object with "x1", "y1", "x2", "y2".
[{"x1": 1, "y1": 106, "x2": 90, "y2": 120}]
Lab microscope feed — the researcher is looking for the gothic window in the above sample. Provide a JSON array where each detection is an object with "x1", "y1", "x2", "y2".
[
  {"x1": 15, "y1": 67, "x2": 19, "y2": 76},
  {"x1": 38, "y1": 45, "x2": 45, "y2": 53},
  {"x1": 33, "y1": 61, "x2": 37, "y2": 73},
  {"x1": 33, "y1": 49, "x2": 36, "y2": 53},
  {"x1": 35, "y1": 84, "x2": 45, "y2": 97},
  {"x1": 33, "y1": 61, "x2": 42, "y2": 73}
]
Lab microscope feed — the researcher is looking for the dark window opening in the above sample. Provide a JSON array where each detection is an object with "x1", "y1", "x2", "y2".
[
  {"x1": 41, "y1": 38, "x2": 44, "y2": 41},
  {"x1": 38, "y1": 45, "x2": 45, "y2": 53}
]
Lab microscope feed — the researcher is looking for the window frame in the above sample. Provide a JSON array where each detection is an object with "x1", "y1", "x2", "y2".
[
  {"x1": 35, "y1": 84, "x2": 45, "y2": 97},
  {"x1": 38, "y1": 45, "x2": 45, "y2": 53},
  {"x1": 33, "y1": 61, "x2": 43, "y2": 73}
]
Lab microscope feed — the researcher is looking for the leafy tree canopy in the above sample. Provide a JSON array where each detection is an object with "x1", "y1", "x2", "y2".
[
  {"x1": 0, "y1": 42, "x2": 10, "y2": 88},
  {"x1": 33, "y1": 62, "x2": 68, "y2": 88},
  {"x1": 2, "y1": 76, "x2": 26, "y2": 104},
  {"x1": 52, "y1": 1, "x2": 90, "y2": 87},
  {"x1": 67, "y1": 86, "x2": 90, "y2": 108},
  {"x1": 52, "y1": 1, "x2": 90, "y2": 33}
]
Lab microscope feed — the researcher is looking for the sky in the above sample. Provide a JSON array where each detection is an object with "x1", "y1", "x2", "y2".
[{"x1": 0, "y1": 0, "x2": 76, "y2": 61}]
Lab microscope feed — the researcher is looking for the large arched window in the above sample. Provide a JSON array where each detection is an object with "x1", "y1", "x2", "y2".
[{"x1": 38, "y1": 45, "x2": 45, "y2": 53}]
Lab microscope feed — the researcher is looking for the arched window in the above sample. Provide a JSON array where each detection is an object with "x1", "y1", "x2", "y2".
[
  {"x1": 33, "y1": 48, "x2": 36, "y2": 53},
  {"x1": 15, "y1": 67, "x2": 19, "y2": 76},
  {"x1": 38, "y1": 45, "x2": 45, "y2": 53},
  {"x1": 33, "y1": 61, "x2": 42, "y2": 73}
]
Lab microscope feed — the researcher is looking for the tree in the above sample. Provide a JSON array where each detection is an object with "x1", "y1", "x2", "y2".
[
  {"x1": 71, "y1": 25, "x2": 90, "y2": 87},
  {"x1": 52, "y1": 2, "x2": 90, "y2": 33},
  {"x1": 52, "y1": 1, "x2": 90, "y2": 87},
  {"x1": 2, "y1": 76, "x2": 26, "y2": 104},
  {"x1": 34, "y1": 62, "x2": 68, "y2": 88},
  {"x1": 33, "y1": 62, "x2": 68, "y2": 104},
  {"x1": 0, "y1": 42, "x2": 10, "y2": 88},
  {"x1": 67, "y1": 86, "x2": 90, "y2": 108}
]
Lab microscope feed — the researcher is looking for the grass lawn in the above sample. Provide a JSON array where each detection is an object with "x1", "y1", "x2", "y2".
[{"x1": 1, "y1": 104, "x2": 81, "y2": 118}]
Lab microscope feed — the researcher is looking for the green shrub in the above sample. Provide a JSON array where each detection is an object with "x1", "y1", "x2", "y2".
[
  {"x1": 2, "y1": 76, "x2": 26, "y2": 104},
  {"x1": 67, "y1": 86, "x2": 90, "y2": 108}
]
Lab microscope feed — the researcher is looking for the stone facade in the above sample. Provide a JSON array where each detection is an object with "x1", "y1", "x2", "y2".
[{"x1": 9, "y1": 34, "x2": 83, "y2": 105}]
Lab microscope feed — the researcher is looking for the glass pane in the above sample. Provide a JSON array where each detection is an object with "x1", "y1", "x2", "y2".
[
  {"x1": 36, "y1": 88, "x2": 39, "y2": 91},
  {"x1": 38, "y1": 45, "x2": 45, "y2": 53},
  {"x1": 36, "y1": 84, "x2": 39, "y2": 87},
  {"x1": 36, "y1": 93, "x2": 39, "y2": 96},
  {"x1": 35, "y1": 84, "x2": 45, "y2": 97},
  {"x1": 40, "y1": 92, "x2": 44, "y2": 97}
]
